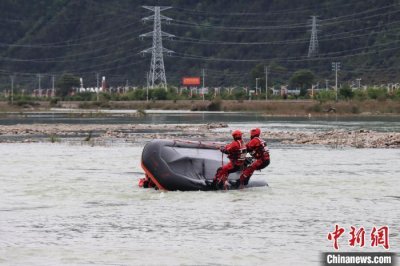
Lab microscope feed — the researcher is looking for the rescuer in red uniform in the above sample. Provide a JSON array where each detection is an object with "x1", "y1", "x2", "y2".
[
  {"x1": 138, "y1": 174, "x2": 156, "y2": 189},
  {"x1": 240, "y1": 128, "x2": 270, "y2": 186},
  {"x1": 212, "y1": 130, "x2": 247, "y2": 189}
]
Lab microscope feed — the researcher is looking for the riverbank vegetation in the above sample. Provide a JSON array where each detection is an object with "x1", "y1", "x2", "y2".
[
  {"x1": 1, "y1": 97, "x2": 400, "y2": 116},
  {"x1": 2, "y1": 85, "x2": 400, "y2": 103},
  {"x1": 2, "y1": 76, "x2": 400, "y2": 115}
]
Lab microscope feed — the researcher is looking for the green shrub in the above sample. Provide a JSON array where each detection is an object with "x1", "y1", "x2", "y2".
[
  {"x1": 15, "y1": 100, "x2": 38, "y2": 107},
  {"x1": 99, "y1": 92, "x2": 111, "y2": 101},
  {"x1": 151, "y1": 88, "x2": 167, "y2": 100},
  {"x1": 339, "y1": 85, "x2": 354, "y2": 100},
  {"x1": 394, "y1": 90, "x2": 400, "y2": 100},
  {"x1": 316, "y1": 90, "x2": 336, "y2": 102},
  {"x1": 126, "y1": 89, "x2": 146, "y2": 100},
  {"x1": 354, "y1": 90, "x2": 368, "y2": 101},
  {"x1": 234, "y1": 90, "x2": 246, "y2": 101},
  {"x1": 367, "y1": 88, "x2": 387, "y2": 100}
]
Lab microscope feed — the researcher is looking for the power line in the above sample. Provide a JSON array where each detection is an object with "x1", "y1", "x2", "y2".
[
  {"x1": 171, "y1": 40, "x2": 400, "y2": 63},
  {"x1": 168, "y1": 6, "x2": 400, "y2": 32},
  {"x1": 168, "y1": 4, "x2": 399, "y2": 30},
  {"x1": 0, "y1": 45, "x2": 146, "y2": 63},
  {"x1": 171, "y1": 1, "x2": 393, "y2": 16},
  {"x1": 0, "y1": 20, "x2": 148, "y2": 49},
  {"x1": 0, "y1": 25, "x2": 147, "y2": 49},
  {"x1": 0, "y1": 56, "x2": 149, "y2": 76},
  {"x1": 166, "y1": 20, "x2": 400, "y2": 46},
  {"x1": 170, "y1": 19, "x2": 308, "y2": 31},
  {"x1": 0, "y1": 3, "x2": 136, "y2": 24}
]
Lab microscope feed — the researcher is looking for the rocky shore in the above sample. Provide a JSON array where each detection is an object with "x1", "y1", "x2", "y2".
[
  {"x1": 0, "y1": 123, "x2": 399, "y2": 148},
  {"x1": 281, "y1": 129, "x2": 400, "y2": 148}
]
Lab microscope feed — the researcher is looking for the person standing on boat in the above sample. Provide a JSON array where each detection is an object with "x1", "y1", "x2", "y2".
[
  {"x1": 240, "y1": 128, "x2": 270, "y2": 186},
  {"x1": 212, "y1": 130, "x2": 247, "y2": 189}
]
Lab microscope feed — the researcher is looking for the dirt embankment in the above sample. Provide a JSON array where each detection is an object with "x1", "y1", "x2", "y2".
[
  {"x1": 61, "y1": 100, "x2": 400, "y2": 115},
  {"x1": 1, "y1": 100, "x2": 400, "y2": 115}
]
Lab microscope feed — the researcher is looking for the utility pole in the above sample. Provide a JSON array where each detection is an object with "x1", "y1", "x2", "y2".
[
  {"x1": 140, "y1": 6, "x2": 174, "y2": 90},
  {"x1": 325, "y1": 79, "x2": 329, "y2": 90},
  {"x1": 96, "y1": 73, "x2": 99, "y2": 101},
  {"x1": 265, "y1": 66, "x2": 268, "y2": 101},
  {"x1": 332, "y1": 62, "x2": 340, "y2": 101},
  {"x1": 356, "y1": 78, "x2": 361, "y2": 89},
  {"x1": 311, "y1": 84, "x2": 314, "y2": 99},
  {"x1": 256, "y1": 78, "x2": 260, "y2": 95},
  {"x1": 308, "y1": 16, "x2": 319, "y2": 58},
  {"x1": 146, "y1": 72, "x2": 149, "y2": 102},
  {"x1": 52, "y1": 75, "x2": 55, "y2": 97},
  {"x1": 10, "y1": 75, "x2": 15, "y2": 105},
  {"x1": 37, "y1": 74, "x2": 42, "y2": 97},
  {"x1": 202, "y1": 68, "x2": 205, "y2": 101}
]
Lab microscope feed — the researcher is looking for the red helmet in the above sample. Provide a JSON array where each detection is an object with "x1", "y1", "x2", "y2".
[
  {"x1": 232, "y1": 130, "x2": 243, "y2": 140},
  {"x1": 250, "y1": 128, "x2": 261, "y2": 138}
]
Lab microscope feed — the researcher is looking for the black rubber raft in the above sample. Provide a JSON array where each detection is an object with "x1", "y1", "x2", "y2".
[{"x1": 141, "y1": 139, "x2": 268, "y2": 191}]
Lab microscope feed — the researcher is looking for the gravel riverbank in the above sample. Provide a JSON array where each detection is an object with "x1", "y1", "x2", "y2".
[{"x1": 0, "y1": 123, "x2": 399, "y2": 148}]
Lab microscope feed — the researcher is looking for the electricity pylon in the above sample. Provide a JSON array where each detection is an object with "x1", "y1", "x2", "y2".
[
  {"x1": 308, "y1": 16, "x2": 319, "y2": 58},
  {"x1": 140, "y1": 6, "x2": 174, "y2": 89}
]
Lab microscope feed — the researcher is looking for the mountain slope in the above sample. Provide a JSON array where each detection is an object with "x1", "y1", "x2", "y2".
[{"x1": 0, "y1": 0, "x2": 399, "y2": 89}]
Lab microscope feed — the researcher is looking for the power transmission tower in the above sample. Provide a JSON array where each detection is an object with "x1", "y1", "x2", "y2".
[
  {"x1": 308, "y1": 16, "x2": 319, "y2": 58},
  {"x1": 140, "y1": 6, "x2": 174, "y2": 90}
]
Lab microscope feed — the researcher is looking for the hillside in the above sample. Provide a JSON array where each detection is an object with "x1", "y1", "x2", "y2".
[{"x1": 0, "y1": 0, "x2": 399, "y2": 89}]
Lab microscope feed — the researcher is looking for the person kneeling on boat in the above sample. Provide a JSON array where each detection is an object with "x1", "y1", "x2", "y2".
[
  {"x1": 240, "y1": 128, "x2": 270, "y2": 186},
  {"x1": 212, "y1": 130, "x2": 247, "y2": 189}
]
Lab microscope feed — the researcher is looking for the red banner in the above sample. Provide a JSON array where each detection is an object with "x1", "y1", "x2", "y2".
[{"x1": 182, "y1": 77, "x2": 201, "y2": 86}]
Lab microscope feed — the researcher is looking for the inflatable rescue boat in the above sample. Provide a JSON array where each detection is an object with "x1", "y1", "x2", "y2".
[{"x1": 140, "y1": 139, "x2": 268, "y2": 191}]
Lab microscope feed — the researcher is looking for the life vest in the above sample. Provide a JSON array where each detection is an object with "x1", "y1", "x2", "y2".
[
  {"x1": 228, "y1": 140, "x2": 247, "y2": 164},
  {"x1": 250, "y1": 137, "x2": 269, "y2": 159}
]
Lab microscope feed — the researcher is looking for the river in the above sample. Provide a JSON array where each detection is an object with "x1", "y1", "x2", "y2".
[{"x1": 0, "y1": 114, "x2": 399, "y2": 265}]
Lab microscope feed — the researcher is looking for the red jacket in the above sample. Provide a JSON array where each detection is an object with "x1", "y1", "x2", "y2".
[
  {"x1": 246, "y1": 137, "x2": 270, "y2": 160},
  {"x1": 224, "y1": 139, "x2": 246, "y2": 165}
]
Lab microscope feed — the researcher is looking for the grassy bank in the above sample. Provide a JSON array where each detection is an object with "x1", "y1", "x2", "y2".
[
  {"x1": 58, "y1": 99, "x2": 400, "y2": 116},
  {"x1": 1, "y1": 100, "x2": 400, "y2": 116}
]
